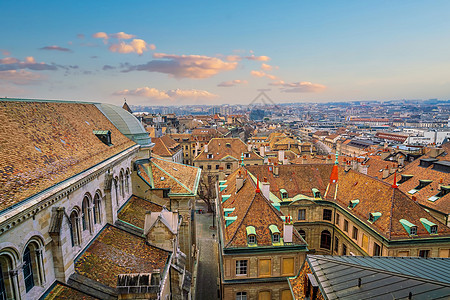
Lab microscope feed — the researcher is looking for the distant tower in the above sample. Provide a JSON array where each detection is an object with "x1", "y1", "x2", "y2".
[{"x1": 122, "y1": 98, "x2": 133, "y2": 114}]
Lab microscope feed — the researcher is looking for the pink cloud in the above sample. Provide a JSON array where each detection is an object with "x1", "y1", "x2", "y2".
[
  {"x1": 245, "y1": 55, "x2": 270, "y2": 61},
  {"x1": 109, "y1": 39, "x2": 154, "y2": 55},
  {"x1": 261, "y1": 63, "x2": 273, "y2": 71},
  {"x1": 114, "y1": 87, "x2": 218, "y2": 101},
  {"x1": 269, "y1": 80, "x2": 326, "y2": 93},
  {"x1": 40, "y1": 45, "x2": 72, "y2": 52},
  {"x1": 124, "y1": 53, "x2": 237, "y2": 78},
  {"x1": 250, "y1": 70, "x2": 277, "y2": 80},
  {"x1": 0, "y1": 70, "x2": 46, "y2": 85},
  {"x1": 0, "y1": 56, "x2": 56, "y2": 71},
  {"x1": 217, "y1": 79, "x2": 248, "y2": 87},
  {"x1": 226, "y1": 55, "x2": 242, "y2": 62},
  {"x1": 110, "y1": 32, "x2": 136, "y2": 39},
  {"x1": 0, "y1": 49, "x2": 11, "y2": 56},
  {"x1": 92, "y1": 32, "x2": 109, "y2": 39}
]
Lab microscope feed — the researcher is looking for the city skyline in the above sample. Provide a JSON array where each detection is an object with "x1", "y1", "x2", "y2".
[{"x1": 1, "y1": 0, "x2": 450, "y2": 106}]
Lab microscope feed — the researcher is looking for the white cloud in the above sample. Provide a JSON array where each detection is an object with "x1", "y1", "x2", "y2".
[
  {"x1": 109, "y1": 39, "x2": 154, "y2": 55},
  {"x1": 269, "y1": 80, "x2": 326, "y2": 93},
  {"x1": 217, "y1": 79, "x2": 248, "y2": 87},
  {"x1": 114, "y1": 87, "x2": 218, "y2": 102}
]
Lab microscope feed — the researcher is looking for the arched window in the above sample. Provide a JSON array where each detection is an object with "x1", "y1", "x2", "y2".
[
  {"x1": 0, "y1": 252, "x2": 18, "y2": 300},
  {"x1": 114, "y1": 178, "x2": 119, "y2": 206},
  {"x1": 320, "y1": 230, "x2": 331, "y2": 250},
  {"x1": 119, "y1": 170, "x2": 125, "y2": 199},
  {"x1": 125, "y1": 169, "x2": 130, "y2": 194},
  {"x1": 81, "y1": 195, "x2": 92, "y2": 232},
  {"x1": 23, "y1": 241, "x2": 44, "y2": 293},
  {"x1": 298, "y1": 230, "x2": 306, "y2": 241},
  {"x1": 93, "y1": 192, "x2": 101, "y2": 225},
  {"x1": 70, "y1": 210, "x2": 81, "y2": 246}
]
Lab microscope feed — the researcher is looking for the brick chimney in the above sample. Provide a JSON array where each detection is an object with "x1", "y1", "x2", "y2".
[
  {"x1": 382, "y1": 165, "x2": 389, "y2": 179},
  {"x1": 273, "y1": 163, "x2": 279, "y2": 176},
  {"x1": 260, "y1": 177, "x2": 270, "y2": 200},
  {"x1": 260, "y1": 146, "x2": 265, "y2": 157},
  {"x1": 278, "y1": 150, "x2": 285, "y2": 164},
  {"x1": 204, "y1": 144, "x2": 208, "y2": 153},
  {"x1": 345, "y1": 161, "x2": 351, "y2": 172},
  {"x1": 283, "y1": 216, "x2": 293, "y2": 243},
  {"x1": 236, "y1": 171, "x2": 244, "y2": 191},
  {"x1": 247, "y1": 144, "x2": 252, "y2": 152}
]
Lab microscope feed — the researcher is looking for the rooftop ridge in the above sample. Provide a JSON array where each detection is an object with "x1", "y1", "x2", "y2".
[
  {"x1": 0, "y1": 97, "x2": 100, "y2": 104},
  {"x1": 150, "y1": 160, "x2": 192, "y2": 194}
]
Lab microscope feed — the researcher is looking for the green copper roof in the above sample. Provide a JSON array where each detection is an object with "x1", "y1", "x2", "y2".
[
  {"x1": 246, "y1": 226, "x2": 256, "y2": 236},
  {"x1": 269, "y1": 224, "x2": 280, "y2": 234},
  {"x1": 95, "y1": 103, "x2": 152, "y2": 147}
]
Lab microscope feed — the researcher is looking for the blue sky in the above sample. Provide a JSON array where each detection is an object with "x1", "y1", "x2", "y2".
[{"x1": 1, "y1": 0, "x2": 450, "y2": 106}]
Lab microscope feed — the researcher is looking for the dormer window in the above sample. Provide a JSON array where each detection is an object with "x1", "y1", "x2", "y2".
[
  {"x1": 207, "y1": 154, "x2": 214, "y2": 159},
  {"x1": 397, "y1": 174, "x2": 413, "y2": 184},
  {"x1": 312, "y1": 188, "x2": 321, "y2": 198},
  {"x1": 93, "y1": 130, "x2": 112, "y2": 146},
  {"x1": 269, "y1": 224, "x2": 281, "y2": 244},
  {"x1": 420, "y1": 218, "x2": 438, "y2": 234},
  {"x1": 226, "y1": 143, "x2": 231, "y2": 148},
  {"x1": 400, "y1": 219, "x2": 418, "y2": 236},
  {"x1": 244, "y1": 152, "x2": 250, "y2": 158},
  {"x1": 428, "y1": 185, "x2": 450, "y2": 202},
  {"x1": 409, "y1": 180, "x2": 432, "y2": 194},
  {"x1": 348, "y1": 199, "x2": 359, "y2": 209},
  {"x1": 280, "y1": 189, "x2": 288, "y2": 199},
  {"x1": 246, "y1": 226, "x2": 257, "y2": 246},
  {"x1": 368, "y1": 212, "x2": 381, "y2": 223}
]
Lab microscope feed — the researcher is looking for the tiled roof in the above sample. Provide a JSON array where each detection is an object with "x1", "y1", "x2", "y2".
[
  {"x1": 117, "y1": 195, "x2": 163, "y2": 229},
  {"x1": 0, "y1": 100, "x2": 136, "y2": 212},
  {"x1": 194, "y1": 138, "x2": 262, "y2": 161},
  {"x1": 41, "y1": 282, "x2": 98, "y2": 300},
  {"x1": 219, "y1": 167, "x2": 305, "y2": 248},
  {"x1": 137, "y1": 157, "x2": 201, "y2": 195},
  {"x1": 151, "y1": 135, "x2": 180, "y2": 157},
  {"x1": 386, "y1": 144, "x2": 450, "y2": 214},
  {"x1": 75, "y1": 225, "x2": 169, "y2": 288},
  {"x1": 246, "y1": 165, "x2": 450, "y2": 240}
]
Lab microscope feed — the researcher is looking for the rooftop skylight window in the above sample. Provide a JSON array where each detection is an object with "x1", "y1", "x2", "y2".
[
  {"x1": 408, "y1": 180, "x2": 432, "y2": 194},
  {"x1": 397, "y1": 174, "x2": 413, "y2": 184},
  {"x1": 93, "y1": 130, "x2": 112, "y2": 146},
  {"x1": 368, "y1": 212, "x2": 381, "y2": 223},
  {"x1": 60, "y1": 138, "x2": 66, "y2": 144}
]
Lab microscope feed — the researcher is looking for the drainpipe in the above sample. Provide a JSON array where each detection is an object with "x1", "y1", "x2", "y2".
[{"x1": 331, "y1": 206, "x2": 336, "y2": 255}]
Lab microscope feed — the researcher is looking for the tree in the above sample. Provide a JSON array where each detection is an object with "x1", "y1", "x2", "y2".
[{"x1": 197, "y1": 170, "x2": 216, "y2": 213}]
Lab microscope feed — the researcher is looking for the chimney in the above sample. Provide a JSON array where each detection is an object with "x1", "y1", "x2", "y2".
[
  {"x1": 260, "y1": 146, "x2": 265, "y2": 157},
  {"x1": 247, "y1": 144, "x2": 252, "y2": 152},
  {"x1": 283, "y1": 216, "x2": 293, "y2": 243},
  {"x1": 345, "y1": 161, "x2": 351, "y2": 172},
  {"x1": 302, "y1": 155, "x2": 307, "y2": 164},
  {"x1": 236, "y1": 171, "x2": 244, "y2": 191},
  {"x1": 439, "y1": 178, "x2": 444, "y2": 191},
  {"x1": 398, "y1": 155, "x2": 405, "y2": 166},
  {"x1": 390, "y1": 165, "x2": 397, "y2": 174},
  {"x1": 260, "y1": 177, "x2": 270, "y2": 200},
  {"x1": 359, "y1": 162, "x2": 368, "y2": 175},
  {"x1": 382, "y1": 165, "x2": 389, "y2": 179},
  {"x1": 278, "y1": 150, "x2": 285, "y2": 164},
  {"x1": 351, "y1": 158, "x2": 358, "y2": 170},
  {"x1": 273, "y1": 163, "x2": 279, "y2": 176},
  {"x1": 412, "y1": 195, "x2": 417, "y2": 202},
  {"x1": 204, "y1": 144, "x2": 208, "y2": 153}
]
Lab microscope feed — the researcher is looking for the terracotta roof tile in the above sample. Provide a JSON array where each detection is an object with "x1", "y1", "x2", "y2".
[
  {"x1": 41, "y1": 282, "x2": 98, "y2": 299},
  {"x1": 75, "y1": 225, "x2": 169, "y2": 288},
  {"x1": 194, "y1": 138, "x2": 263, "y2": 162},
  {"x1": 117, "y1": 195, "x2": 163, "y2": 229},
  {"x1": 0, "y1": 101, "x2": 136, "y2": 212},
  {"x1": 151, "y1": 136, "x2": 181, "y2": 157}
]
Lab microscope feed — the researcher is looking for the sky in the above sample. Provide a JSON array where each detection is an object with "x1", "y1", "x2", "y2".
[{"x1": 1, "y1": 0, "x2": 450, "y2": 106}]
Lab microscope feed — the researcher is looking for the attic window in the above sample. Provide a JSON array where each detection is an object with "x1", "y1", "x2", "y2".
[
  {"x1": 368, "y1": 212, "x2": 381, "y2": 223},
  {"x1": 428, "y1": 185, "x2": 450, "y2": 202},
  {"x1": 269, "y1": 224, "x2": 281, "y2": 244},
  {"x1": 420, "y1": 218, "x2": 438, "y2": 234},
  {"x1": 312, "y1": 188, "x2": 321, "y2": 199},
  {"x1": 207, "y1": 154, "x2": 214, "y2": 159},
  {"x1": 246, "y1": 226, "x2": 257, "y2": 246},
  {"x1": 397, "y1": 174, "x2": 413, "y2": 184},
  {"x1": 408, "y1": 180, "x2": 432, "y2": 194},
  {"x1": 348, "y1": 199, "x2": 359, "y2": 209},
  {"x1": 93, "y1": 130, "x2": 112, "y2": 146},
  {"x1": 280, "y1": 189, "x2": 288, "y2": 199},
  {"x1": 244, "y1": 152, "x2": 250, "y2": 158},
  {"x1": 399, "y1": 219, "x2": 418, "y2": 236},
  {"x1": 226, "y1": 143, "x2": 231, "y2": 148}
]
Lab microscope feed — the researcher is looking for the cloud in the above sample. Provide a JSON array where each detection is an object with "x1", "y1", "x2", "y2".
[
  {"x1": 0, "y1": 56, "x2": 57, "y2": 71},
  {"x1": 0, "y1": 70, "x2": 46, "y2": 85},
  {"x1": 245, "y1": 55, "x2": 270, "y2": 61},
  {"x1": 261, "y1": 63, "x2": 273, "y2": 71},
  {"x1": 92, "y1": 32, "x2": 109, "y2": 40},
  {"x1": 217, "y1": 79, "x2": 248, "y2": 87},
  {"x1": 77, "y1": 33, "x2": 85, "y2": 39},
  {"x1": 250, "y1": 70, "x2": 277, "y2": 80},
  {"x1": 0, "y1": 49, "x2": 10, "y2": 56},
  {"x1": 123, "y1": 53, "x2": 237, "y2": 78},
  {"x1": 102, "y1": 65, "x2": 116, "y2": 70},
  {"x1": 110, "y1": 32, "x2": 136, "y2": 39},
  {"x1": 113, "y1": 87, "x2": 218, "y2": 101},
  {"x1": 40, "y1": 45, "x2": 72, "y2": 52},
  {"x1": 226, "y1": 55, "x2": 242, "y2": 62},
  {"x1": 109, "y1": 39, "x2": 154, "y2": 55},
  {"x1": 269, "y1": 80, "x2": 326, "y2": 93}
]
